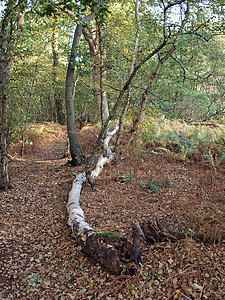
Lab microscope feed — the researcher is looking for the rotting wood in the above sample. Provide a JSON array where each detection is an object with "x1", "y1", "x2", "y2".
[
  {"x1": 129, "y1": 223, "x2": 145, "y2": 275},
  {"x1": 141, "y1": 219, "x2": 204, "y2": 244},
  {"x1": 77, "y1": 230, "x2": 122, "y2": 276}
]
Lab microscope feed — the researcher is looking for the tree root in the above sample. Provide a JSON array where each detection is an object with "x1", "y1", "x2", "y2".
[{"x1": 72, "y1": 218, "x2": 204, "y2": 276}]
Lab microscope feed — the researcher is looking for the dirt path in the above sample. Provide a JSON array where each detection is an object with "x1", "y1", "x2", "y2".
[{"x1": 0, "y1": 131, "x2": 225, "y2": 299}]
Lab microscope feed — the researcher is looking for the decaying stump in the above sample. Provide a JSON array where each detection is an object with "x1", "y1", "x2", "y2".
[
  {"x1": 77, "y1": 231, "x2": 122, "y2": 275},
  {"x1": 128, "y1": 224, "x2": 145, "y2": 275}
]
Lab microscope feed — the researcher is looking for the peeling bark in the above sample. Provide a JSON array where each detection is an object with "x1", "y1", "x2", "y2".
[
  {"x1": 66, "y1": 125, "x2": 130, "y2": 275},
  {"x1": 90, "y1": 126, "x2": 118, "y2": 178}
]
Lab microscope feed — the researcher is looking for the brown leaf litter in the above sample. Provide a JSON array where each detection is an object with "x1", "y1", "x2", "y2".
[{"x1": 0, "y1": 124, "x2": 224, "y2": 299}]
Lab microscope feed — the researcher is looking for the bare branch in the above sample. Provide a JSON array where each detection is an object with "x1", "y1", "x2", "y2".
[
  {"x1": 78, "y1": 79, "x2": 95, "y2": 91},
  {"x1": 171, "y1": 55, "x2": 186, "y2": 80},
  {"x1": 184, "y1": 31, "x2": 212, "y2": 42},
  {"x1": 103, "y1": 83, "x2": 121, "y2": 92}
]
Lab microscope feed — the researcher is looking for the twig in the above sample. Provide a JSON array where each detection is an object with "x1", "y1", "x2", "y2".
[
  {"x1": 200, "y1": 281, "x2": 206, "y2": 300},
  {"x1": 103, "y1": 83, "x2": 121, "y2": 92},
  {"x1": 174, "y1": 213, "x2": 183, "y2": 232},
  {"x1": 78, "y1": 79, "x2": 95, "y2": 91},
  {"x1": 180, "y1": 292, "x2": 192, "y2": 300},
  {"x1": 217, "y1": 267, "x2": 225, "y2": 276}
]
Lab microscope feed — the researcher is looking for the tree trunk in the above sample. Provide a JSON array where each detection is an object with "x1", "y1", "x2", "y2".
[
  {"x1": 64, "y1": 12, "x2": 96, "y2": 165},
  {"x1": 0, "y1": 91, "x2": 9, "y2": 189},
  {"x1": 82, "y1": 25, "x2": 109, "y2": 122},
  {"x1": 0, "y1": 8, "x2": 10, "y2": 189},
  {"x1": 65, "y1": 24, "x2": 85, "y2": 165},
  {"x1": 67, "y1": 127, "x2": 131, "y2": 276},
  {"x1": 52, "y1": 22, "x2": 65, "y2": 125},
  {"x1": 114, "y1": 0, "x2": 141, "y2": 150}
]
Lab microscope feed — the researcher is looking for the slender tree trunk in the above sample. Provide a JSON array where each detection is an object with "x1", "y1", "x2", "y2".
[
  {"x1": 52, "y1": 22, "x2": 65, "y2": 125},
  {"x1": 87, "y1": 1, "x2": 191, "y2": 169},
  {"x1": 114, "y1": 0, "x2": 141, "y2": 150},
  {"x1": 0, "y1": 77, "x2": 9, "y2": 189},
  {"x1": 82, "y1": 24, "x2": 109, "y2": 122},
  {"x1": 99, "y1": 25, "x2": 109, "y2": 122},
  {"x1": 0, "y1": 9, "x2": 10, "y2": 189},
  {"x1": 65, "y1": 24, "x2": 84, "y2": 165}
]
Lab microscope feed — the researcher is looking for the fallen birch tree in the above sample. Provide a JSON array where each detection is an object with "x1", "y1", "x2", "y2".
[
  {"x1": 63, "y1": 0, "x2": 208, "y2": 275},
  {"x1": 66, "y1": 123, "x2": 204, "y2": 276},
  {"x1": 66, "y1": 126, "x2": 145, "y2": 275}
]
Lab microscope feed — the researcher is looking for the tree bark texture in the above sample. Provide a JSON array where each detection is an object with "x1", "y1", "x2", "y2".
[
  {"x1": 82, "y1": 25, "x2": 109, "y2": 122},
  {"x1": 115, "y1": 0, "x2": 141, "y2": 150},
  {"x1": 0, "y1": 7, "x2": 10, "y2": 189},
  {"x1": 67, "y1": 126, "x2": 131, "y2": 275},
  {"x1": 52, "y1": 23, "x2": 65, "y2": 125},
  {"x1": 65, "y1": 24, "x2": 84, "y2": 165}
]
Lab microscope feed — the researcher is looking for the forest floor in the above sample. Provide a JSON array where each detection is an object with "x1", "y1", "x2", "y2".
[{"x1": 0, "y1": 123, "x2": 225, "y2": 300}]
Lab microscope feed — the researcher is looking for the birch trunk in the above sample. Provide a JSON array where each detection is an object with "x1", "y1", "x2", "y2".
[
  {"x1": 67, "y1": 126, "x2": 125, "y2": 275},
  {"x1": 66, "y1": 0, "x2": 191, "y2": 275}
]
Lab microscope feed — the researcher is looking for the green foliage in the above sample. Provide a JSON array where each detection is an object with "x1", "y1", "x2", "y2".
[
  {"x1": 140, "y1": 181, "x2": 159, "y2": 193},
  {"x1": 3, "y1": 0, "x2": 225, "y2": 153},
  {"x1": 7, "y1": 14, "x2": 72, "y2": 144},
  {"x1": 54, "y1": 139, "x2": 68, "y2": 148},
  {"x1": 27, "y1": 273, "x2": 43, "y2": 287},
  {"x1": 111, "y1": 171, "x2": 173, "y2": 194},
  {"x1": 218, "y1": 152, "x2": 225, "y2": 165},
  {"x1": 152, "y1": 34, "x2": 225, "y2": 121},
  {"x1": 139, "y1": 115, "x2": 225, "y2": 162},
  {"x1": 97, "y1": 231, "x2": 123, "y2": 238},
  {"x1": 111, "y1": 171, "x2": 135, "y2": 183},
  {"x1": 139, "y1": 178, "x2": 173, "y2": 193}
]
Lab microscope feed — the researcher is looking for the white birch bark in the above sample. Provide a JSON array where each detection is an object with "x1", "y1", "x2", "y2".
[
  {"x1": 91, "y1": 125, "x2": 118, "y2": 178},
  {"x1": 67, "y1": 126, "x2": 118, "y2": 233}
]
